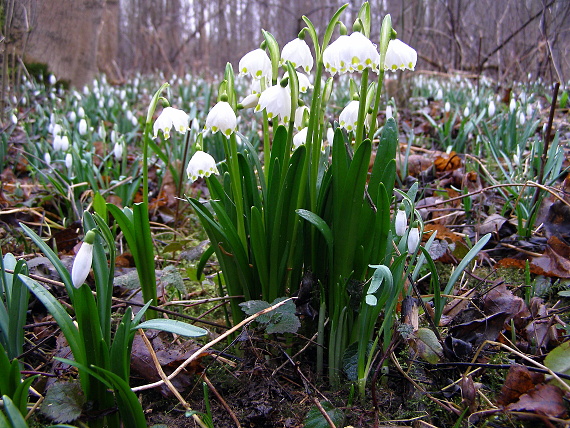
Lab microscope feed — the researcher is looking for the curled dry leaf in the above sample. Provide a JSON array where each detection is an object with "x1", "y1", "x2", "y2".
[{"x1": 505, "y1": 384, "x2": 567, "y2": 419}]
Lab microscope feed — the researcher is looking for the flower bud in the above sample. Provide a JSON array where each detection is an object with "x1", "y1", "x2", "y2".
[
  {"x1": 407, "y1": 226, "x2": 420, "y2": 254},
  {"x1": 71, "y1": 230, "x2": 96, "y2": 288}
]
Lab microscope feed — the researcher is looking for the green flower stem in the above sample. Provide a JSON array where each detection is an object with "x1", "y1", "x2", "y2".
[
  {"x1": 226, "y1": 134, "x2": 247, "y2": 248},
  {"x1": 369, "y1": 14, "x2": 392, "y2": 140},
  {"x1": 144, "y1": 82, "x2": 170, "y2": 207},
  {"x1": 354, "y1": 67, "x2": 370, "y2": 149},
  {"x1": 368, "y1": 69, "x2": 385, "y2": 140},
  {"x1": 307, "y1": 60, "x2": 324, "y2": 213}
]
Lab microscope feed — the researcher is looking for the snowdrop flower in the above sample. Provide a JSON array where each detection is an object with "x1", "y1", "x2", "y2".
[
  {"x1": 239, "y1": 48, "x2": 272, "y2": 80},
  {"x1": 239, "y1": 93, "x2": 259, "y2": 109},
  {"x1": 49, "y1": 74, "x2": 56, "y2": 85},
  {"x1": 407, "y1": 226, "x2": 420, "y2": 254},
  {"x1": 509, "y1": 98, "x2": 516, "y2": 114},
  {"x1": 339, "y1": 100, "x2": 360, "y2": 131},
  {"x1": 281, "y1": 38, "x2": 313, "y2": 73},
  {"x1": 78, "y1": 118, "x2": 88, "y2": 136},
  {"x1": 435, "y1": 88, "x2": 443, "y2": 100},
  {"x1": 72, "y1": 230, "x2": 96, "y2": 288},
  {"x1": 395, "y1": 205, "x2": 407, "y2": 236},
  {"x1": 256, "y1": 84, "x2": 292, "y2": 123},
  {"x1": 526, "y1": 104, "x2": 533, "y2": 118},
  {"x1": 488, "y1": 101, "x2": 496, "y2": 117},
  {"x1": 384, "y1": 39, "x2": 417, "y2": 72},
  {"x1": 294, "y1": 106, "x2": 309, "y2": 131},
  {"x1": 110, "y1": 130, "x2": 117, "y2": 144},
  {"x1": 444, "y1": 101, "x2": 451, "y2": 113},
  {"x1": 113, "y1": 141, "x2": 123, "y2": 160},
  {"x1": 108, "y1": 98, "x2": 115, "y2": 108},
  {"x1": 186, "y1": 150, "x2": 219, "y2": 182},
  {"x1": 78, "y1": 107, "x2": 85, "y2": 118},
  {"x1": 10, "y1": 113, "x2": 17, "y2": 125},
  {"x1": 519, "y1": 111, "x2": 526, "y2": 125},
  {"x1": 68, "y1": 111, "x2": 77, "y2": 123},
  {"x1": 463, "y1": 106, "x2": 470, "y2": 117},
  {"x1": 205, "y1": 101, "x2": 237, "y2": 137},
  {"x1": 292, "y1": 127, "x2": 308, "y2": 150},
  {"x1": 474, "y1": 97, "x2": 480, "y2": 106},
  {"x1": 386, "y1": 105, "x2": 393, "y2": 119},
  {"x1": 65, "y1": 152, "x2": 73, "y2": 170},
  {"x1": 153, "y1": 107, "x2": 189, "y2": 139},
  {"x1": 60, "y1": 135, "x2": 70, "y2": 152}
]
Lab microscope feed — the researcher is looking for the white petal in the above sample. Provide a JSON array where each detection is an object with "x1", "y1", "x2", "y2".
[
  {"x1": 339, "y1": 100, "x2": 360, "y2": 131},
  {"x1": 205, "y1": 101, "x2": 237, "y2": 137},
  {"x1": 407, "y1": 228, "x2": 420, "y2": 254},
  {"x1": 256, "y1": 85, "x2": 291, "y2": 123},
  {"x1": 293, "y1": 127, "x2": 308, "y2": 150},
  {"x1": 239, "y1": 49, "x2": 272, "y2": 80},
  {"x1": 72, "y1": 242, "x2": 93, "y2": 288},
  {"x1": 395, "y1": 210, "x2": 407, "y2": 236},
  {"x1": 281, "y1": 38, "x2": 313, "y2": 73},
  {"x1": 187, "y1": 151, "x2": 219, "y2": 181},
  {"x1": 384, "y1": 39, "x2": 417, "y2": 72},
  {"x1": 153, "y1": 107, "x2": 189, "y2": 139}
]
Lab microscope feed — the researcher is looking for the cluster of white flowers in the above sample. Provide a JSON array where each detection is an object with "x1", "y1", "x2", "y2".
[{"x1": 152, "y1": 24, "x2": 417, "y2": 183}]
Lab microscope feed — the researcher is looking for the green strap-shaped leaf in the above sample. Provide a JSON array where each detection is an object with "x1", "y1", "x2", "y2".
[
  {"x1": 136, "y1": 319, "x2": 208, "y2": 338},
  {"x1": 1, "y1": 395, "x2": 28, "y2": 428},
  {"x1": 444, "y1": 233, "x2": 491, "y2": 296},
  {"x1": 19, "y1": 224, "x2": 74, "y2": 297}
]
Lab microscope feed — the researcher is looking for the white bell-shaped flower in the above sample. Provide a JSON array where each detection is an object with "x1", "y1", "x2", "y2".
[
  {"x1": 339, "y1": 100, "x2": 360, "y2": 131},
  {"x1": 113, "y1": 141, "x2": 123, "y2": 160},
  {"x1": 205, "y1": 101, "x2": 237, "y2": 137},
  {"x1": 72, "y1": 230, "x2": 96, "y2": 288},
  {"x1": 407, "y1": 227, "x2": 420, "y2": 254},
  {"x1": 65, "y1": 152, "x2": 73, "y2": 170},
  {"x1": 187, "y1": 150, "x2": 219, "y2": 182},
  {"x1": 294, "y1": 106, "x2": 309, "y2": 131},
  {"x1": 292, "y1": 127, "x2": 308, "y2": 150},
  {"x1": 239, "y1": 48, "x2": 272, "y2": 80},
  {"x1": 78, "y1": 118, "x2": 88, "y2": 136},
  {"x1": 296, "y1": 72, "x2": 312, "y2": 93},
  {"x1": 487, "y1": 101, "x2": 496, "y2": 117},
  {"x1": 384, "y1": 39, "x2": 417, "y2": 72},
  {"x1": 347, "y1": 32, "x2": 379, "y2": 73},
  {"x1": 153, "y1": 107, "x2": 189, "y2": 139},
  {"x1": 239, "y1": 93, "x2": 260, "y2": 109},
  {"x1": 59, "y1": 135, "x2": 70, "y2": 152},
  {"x1": 281, "y1": 38, "x2": 314, "y2": 73},
  {"x1": 395, "y1": 207, "x2": 407, "y2": 236},
  {"x1": 323, "y1": 35, "x2": 351, "y2": 75},
  {"x1": 256, "y1": 84, "x2": 292, "y2": 123}
]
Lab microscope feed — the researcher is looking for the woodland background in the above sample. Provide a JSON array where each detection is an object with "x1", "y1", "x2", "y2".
[{"x1": 2, "y1": 0, "x2": 570, "y2": 91}]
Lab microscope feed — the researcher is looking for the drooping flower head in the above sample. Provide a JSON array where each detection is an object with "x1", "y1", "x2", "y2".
[
  {"x1": 395, "y1": 204, "x2": 407, "y2": 236},
  {"x1": 347, "y1": 32, "x2": 379, "y2": 73},
  {"x1": 323, "y1": 35, "x2": 351, "y2": 75},
  {"x1": 407, "y1": 226, "x2": 420, "y2": 254},
  {"x1": 72, "y1": 230, "x2": 96, "y2": 288},
  {"x1": 280, "y1": 38, "x2": 313, "y2": 73},
  {"x1": 384, "y1": 39, "x2": 417, "y2": 72},
  {"x1": 292, "y1": 127, "x2": 308, "y2": 150},
  {"x1": 187, "y1": 150, "x2": 219, "y2": 182},
  {"x1": 256, "y1": 84, "x2": 291, "y2": 123},
  {"x1": 205, "y1": 101, "x2": 237, "y2": 137},
  {"x1": 339, "y1": 100, "x2": 360, "y2": 131},
  {"x1": 153, "y1": 107, "x2": 189, "y2": 139},
  {"x1": 324, "y1": 32, "x2": 379, "y2": 75},
  {"x1": 239, "y1": 48, "x2": 272, "y2": 80}
]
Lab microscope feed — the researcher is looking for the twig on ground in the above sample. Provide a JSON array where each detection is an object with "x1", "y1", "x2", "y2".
[
  {"x1": 138, "y1": 328, "x2": 209, "y2": 428},
  {"x1": 201, "y1": 372, "x2": 241, "y2": 428},
  {"x1": 132, "y1": 298, "x2": 295, "y2": 392}
]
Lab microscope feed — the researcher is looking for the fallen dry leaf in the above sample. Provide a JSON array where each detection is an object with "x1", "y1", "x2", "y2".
[
  {"x1": 497, "y1": 365, "x2": 544, "y2": 406},
  {"x1": 505, "y1": 384, "x2": 566, "y2": 419}
]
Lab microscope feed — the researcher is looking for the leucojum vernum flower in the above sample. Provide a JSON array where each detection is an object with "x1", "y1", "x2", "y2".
[{"x1": 154, "y1": 3, "x2": 421, "y2": 397}]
